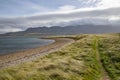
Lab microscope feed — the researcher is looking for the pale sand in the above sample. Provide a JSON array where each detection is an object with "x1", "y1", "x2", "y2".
[{"x1": 0, "y1": 38, "x2": 74, "y2": 68}]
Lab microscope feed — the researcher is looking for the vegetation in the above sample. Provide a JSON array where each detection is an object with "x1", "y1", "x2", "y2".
[
  {"x1": 0, "y1": 34, "x2": 119, "y2": 80},
  {"x1": 98, "y1": 34, "x2": 120, "y2": 80}
]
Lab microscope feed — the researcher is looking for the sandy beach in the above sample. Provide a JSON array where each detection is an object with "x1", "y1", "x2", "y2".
[{"x1": 0, "y1": 38, "x2": 74, "y2": 68}]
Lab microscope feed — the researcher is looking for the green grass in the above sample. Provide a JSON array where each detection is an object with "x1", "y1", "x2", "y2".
[
  {"x1": 0, "y1": 34, "x2": 119, "y2": 80},
  {"x1": 98, "y1": 34, "x2": 120, "y2": 80}
]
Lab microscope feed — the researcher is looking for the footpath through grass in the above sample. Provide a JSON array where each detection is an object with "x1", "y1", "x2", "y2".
[{"x1": 98, "y1": 34, "x2": 120, "y2": 80}]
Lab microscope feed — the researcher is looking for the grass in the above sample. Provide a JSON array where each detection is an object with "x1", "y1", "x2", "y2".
[
  {"x1": 0, "y1": 34, "x2": 119, "y2": 80},
  {"x1": 98, "y1": 33, "x2": 120, "y2": 80}
]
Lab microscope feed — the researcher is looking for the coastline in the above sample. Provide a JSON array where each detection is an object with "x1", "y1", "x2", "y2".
[{"x1": 0, "y1": 38, "x2": 74, "y2": 68}]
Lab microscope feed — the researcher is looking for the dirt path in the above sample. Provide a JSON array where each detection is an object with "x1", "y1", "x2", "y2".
[
  {"x1": 93, "y1": 36, "x2": 110, "y2": 80},
  {"x1": 0, "y1": 38, "x2": 74, "y2": 68}
]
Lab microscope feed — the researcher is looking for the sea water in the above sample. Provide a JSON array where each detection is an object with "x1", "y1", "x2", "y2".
[{"x1": 0, "y1": 36, "x2": 54, "y2": 55}]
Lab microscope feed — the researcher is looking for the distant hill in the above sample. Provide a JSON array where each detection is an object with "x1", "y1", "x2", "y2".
[{"x1": 1, "y1": 25, "x2": 120, "y2": 36}]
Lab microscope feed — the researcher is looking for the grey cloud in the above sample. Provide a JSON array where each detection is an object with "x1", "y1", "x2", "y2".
[
  {"x1": 0, "y1": 7, "x2": 120, "y2": 33},
  {"x1": 28, "y1": 7, "x2": 120, "y2": 20}
]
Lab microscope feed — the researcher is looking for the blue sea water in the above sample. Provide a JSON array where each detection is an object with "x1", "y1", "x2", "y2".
[{"x1": 0, "y1": 36, "x2": 54, "y2": 55}]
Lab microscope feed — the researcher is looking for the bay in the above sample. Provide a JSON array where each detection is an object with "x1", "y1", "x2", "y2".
[{"x1": 0, "y1": 36, "x2": 54, "y2": 55}]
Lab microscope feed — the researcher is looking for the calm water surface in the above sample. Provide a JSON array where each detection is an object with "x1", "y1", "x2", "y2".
[{"x1": 0, "y1": 36, "x2": 54, "y2": 55}]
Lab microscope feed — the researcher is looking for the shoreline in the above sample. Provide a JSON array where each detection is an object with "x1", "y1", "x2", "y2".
[
  {"x1": 0, "y1": 38, "x2": 55, "y2": 56},
  {"x1": 0, "y1": 38, "x2": 74, "y2": 68}
]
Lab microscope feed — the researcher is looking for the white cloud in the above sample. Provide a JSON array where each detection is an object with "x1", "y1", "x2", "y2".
[
  {"x1": 0, "y1": 26, "x2": 22, "y2": 33},
  {"x1": 109, "y1": 16, "x2": 120, "y2": 21},
  {"x1": 58, "y1": 5, "x2": 76, "y2": 11},
  {"x1": 97, "y1": 0, "x2": 120, "y2": 8}
]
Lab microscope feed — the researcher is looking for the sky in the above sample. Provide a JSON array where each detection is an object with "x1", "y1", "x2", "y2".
[{"x1": 0, "y1": 0, "x2": 120, "y2": 33}]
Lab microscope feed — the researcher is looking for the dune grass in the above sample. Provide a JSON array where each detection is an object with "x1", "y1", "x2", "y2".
[
  {"x1": 98, "y1": 34, "x2": 120, "y2": 80},
  {"x1": 0, "y1": 34, "x2": 119, "y2": 80}
]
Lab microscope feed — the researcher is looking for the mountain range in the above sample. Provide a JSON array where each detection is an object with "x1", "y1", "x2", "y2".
[{"x1": 1, "y1": 25, "x2": 120, "y2": 36}]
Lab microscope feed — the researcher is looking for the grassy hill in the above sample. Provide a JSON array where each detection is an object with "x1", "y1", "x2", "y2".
[{"x1": 0, "y1": 34, "x2": 119, "y2": 80}]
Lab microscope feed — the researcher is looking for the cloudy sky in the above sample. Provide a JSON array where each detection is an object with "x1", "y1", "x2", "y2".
[{"x1": 0, "y1": 0, "x2": 120, "y2": 33}]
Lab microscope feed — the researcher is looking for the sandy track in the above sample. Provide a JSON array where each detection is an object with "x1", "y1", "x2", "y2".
[{"x1": 0, "y1": 38, "x2": 74, "y2": 68}]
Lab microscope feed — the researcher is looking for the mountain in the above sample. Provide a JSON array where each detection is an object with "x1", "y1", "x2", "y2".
[{"x1": 1, "y1": 25, "x2": 120, "y2": 36}]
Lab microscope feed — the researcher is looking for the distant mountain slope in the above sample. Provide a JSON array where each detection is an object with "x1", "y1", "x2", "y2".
[{"x1": 1, "y1": 25, "x2": 120, "y2": 36}]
